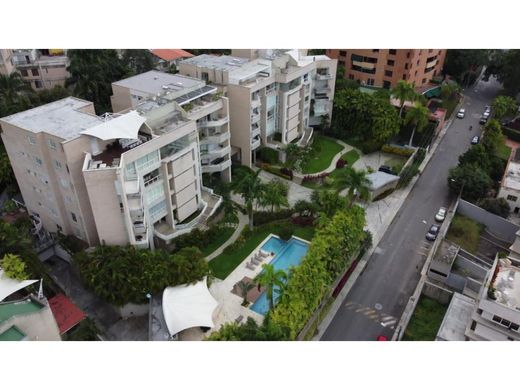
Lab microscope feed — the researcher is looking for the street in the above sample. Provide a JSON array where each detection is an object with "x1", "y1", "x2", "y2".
[{"x1": 321, "y1": 76, "x2": 502, "y2": 341}]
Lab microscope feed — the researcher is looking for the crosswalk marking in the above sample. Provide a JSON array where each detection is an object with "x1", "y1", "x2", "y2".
[{"x1": 343, "y1": 300, "x2": 399, "y2": 329}]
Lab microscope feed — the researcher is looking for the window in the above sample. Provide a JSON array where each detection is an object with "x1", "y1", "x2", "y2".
[
  {"x1": 54, "y1": 160, "x2": 62, "y2": 169},
  {"x1": 20, "y1": 69, "x2": 28, "y2": 77},
  {"x1": 338, "y1": 60, "x2": 345, "y2": 67},
  {"x1": 35, "y1": 156, "x2": 42, "y2": 166},
  {"x1": 339, "y1": 50, "x2": 347, "y2": 57},
  {"x1": 372, "y1": 49, "x2": 379, "y2": 53},
  {"x1": 422, "y1": 78, "x2": 427, "y2": 84},
  {"x1": 31, "y1": 68, "x2": 39, "y2": 76},
  {"x1": 56, "y1": 224, "x2": 63, "y2": 232},
  {"x1": 34, "y1": 80, "x2": 43, "y2": 89},
  {"x1": 383, "y1": 80, "x2": 391, "y2": 89},
  {"x1": 48, "y1": 139, "x2": 56, "y2": 149},
  {"x1": 385, "y1": 70, "x2": 393, "y2": 77},
  {"x1": 366, "y1": 78, "x2": 374, "y2": 86},
  {"x1": 507, "y1": 195, "x2": 518, "y2": 202},
  {"x1": 402, "y1": 74, "x2": 407, "y2": 80},
  {"x1": 470, "y1": 321, "x2": 477, "y2": 331},
  {"x1": 201, "y1": 72, "x2": 209, "y2": 81},
  {"x1": 71, "y1": 212, "x2": 78, "y2": 223},
  {"x1": 389, "y1": 49, "x2": 397, "y2": 55},
  {"x1": 406, "y1": 51, "x2": 411, "y2": 58},
  {"x1": 348, "y1": 74, "x2": 354, "y2": 80},
  {"x1": 387, "y1": 59, "x2": 395, "y2": 66},
  {"x1": 28, "y1": 135, "x2": 36, "y2": 145},
  {"x1": 405, "y1": 63, "x2": 409, "y2": 70}
]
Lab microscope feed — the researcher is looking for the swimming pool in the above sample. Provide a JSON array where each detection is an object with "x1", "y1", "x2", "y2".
[{"x1": 250, "y1": 236, "x2": 309, "y2": 315}]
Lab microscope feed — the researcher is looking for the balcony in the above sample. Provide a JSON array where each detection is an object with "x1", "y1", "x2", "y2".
[
  {"x1": 426, "y1": 59, "x2": 438, "y2": 68},
  {"x1": 198, "y1": 116, "x2": 229, "y2": 128},
  {"x1": 251, "y1": 112, "x2": 261, "y2": 123},
  {"x1": 201, "y1": 145, "x2": 231, "y2": 160},
  {"x1": 183, "y1": 99, "x2": 223, "y2": 120},
  {"x1": 200, "y1": 131, "x2": 230, "y2": 145},
  {"x1": 252, "y1": 127, "x2": 261, "y2": 138},
  {"x1": 315, "y1": 73, "x2": 333, "y2": 81},
  {"x1": 251, "y1": 137, "x2": 261, "y2": 150},
  {"x1": 314, "y1": 85, "x2": 331, "y2": 94},
  {"x1": 134, "y1": 229, "x2": 149, "y2": 249},
  {"x1": 201, "y1": 158, "x2": 232, "y2": 173},
  {"x1": 127, "y1": 195, "x2": 144, "y2": 212},
  {"x1": 251, "y1": 97, "x2": 261, "y2": 108}
]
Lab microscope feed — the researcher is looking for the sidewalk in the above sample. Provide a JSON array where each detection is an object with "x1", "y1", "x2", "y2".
[
  {"x1": 206, "y1": 211, "x2": 248, "y2": 261},
  {"x1": 313, "y1": 116, "x2": 455, "y2": 340}
]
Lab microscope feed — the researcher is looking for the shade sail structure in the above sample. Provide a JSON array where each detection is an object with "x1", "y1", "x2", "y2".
[
  {"x1": 162, "y1": 277, "x2": 218, "y2": 336},
  {"x1": 0, "y1": 269, "x2": 38, "y2": 302},
  {"x1": 48, "y1": 294, "x2": 86, "y2": 334},
  {"x1": 80, "y1": 111, "x2": 146, "y2": 141}
]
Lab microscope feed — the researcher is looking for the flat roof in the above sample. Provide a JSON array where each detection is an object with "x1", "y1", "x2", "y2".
[
  {"x1": 436, "y1": 292, "x2": 475, "y2": 341},
  {"x1": 0, "y1": 325, "x2": 26, "y2": 341},
  {"x1": 112, "y1": 70, "x2": 203, "y2": 95},
  {"x1": 181, "y1": 54, "x2": 251, "y2": 71},
  {"x1": 48, "y1": 294, "x2": 86, "y2": 334},
  {"x1": 0, "y1": 298, "x2": 43, "y2": 323},
  {"x1": 0, "y1": 97, "x2": 102, "y2": 140},
  {"x1": 494, "y1": 263, "x2": 520, "y2": 310},
  {"x1": 366, "y1": 171, "x2": 400, "y2": 191},
  {"x1": 503, "y1": 160, "x2": 520, "y2": 191},
  {"x1": 433, "y1": 240, "x2": 460, "y2": 265}
]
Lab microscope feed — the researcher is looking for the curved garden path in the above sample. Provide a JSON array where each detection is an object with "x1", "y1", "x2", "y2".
[{"x1": 205, "y1": 211, "x2": 248, "y2": 261}]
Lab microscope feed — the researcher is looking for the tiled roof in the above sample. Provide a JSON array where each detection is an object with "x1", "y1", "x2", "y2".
[{"x1": 151, "y1": 49, "x2": 194, "y2": 62}]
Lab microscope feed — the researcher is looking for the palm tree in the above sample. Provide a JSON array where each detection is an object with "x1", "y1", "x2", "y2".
[
  {"x1": 404, "y1": 102, "x2": 430, "y2": 147},
  {"x1": 237, "y1": 280, "x2": 255, "y2": 306},
  {"x1": 255, "y1": 264, "x2": 287, "y2": 311},
  {"x1": 311, "y1": 190, "x2": 347, "y2": 217},
  {"x1": 231, "y1": 169, "x2": 266, "y2": 230},
  {"x1": 391, "y1": 80, "x2": 417, "y2": 118},
  {"x1": 334, "y1": 167, "x2": 371, "y2": 207},
  {"x1": 259, "y1": 180, "x2": 289, "y2": 212}
]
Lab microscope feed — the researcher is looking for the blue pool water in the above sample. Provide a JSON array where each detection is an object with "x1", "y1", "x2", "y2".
[{"x1": 250, "y1": 236, "x2": 309, "y2": 315}]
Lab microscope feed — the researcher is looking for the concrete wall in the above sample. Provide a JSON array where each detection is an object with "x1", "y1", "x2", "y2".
[
  {"x1": 457, "y1": 199, "x2": 519, "y2": 242},
  {"x1": 422, "y1": 281, "x2": 453, "y2": 305}
]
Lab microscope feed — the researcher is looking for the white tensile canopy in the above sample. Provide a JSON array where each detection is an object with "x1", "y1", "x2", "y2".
[
  {"x1": 0, "y1": 269, "x2": 38, "y2": 302},
  {"x1": 162, "y1": 277, "x2": 218, "y2": 337},
  {"x1": 80, "y1": 111, "x2": 146, "y2": 141}
]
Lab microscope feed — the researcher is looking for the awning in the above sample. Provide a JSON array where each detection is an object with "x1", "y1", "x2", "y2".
[
  {"x1": 162, "y1": 277, "x2": 218, "y2": 336},
  {"x1": 80, "y1": 111, "x2": 146, "y2": 141},
  {"x1": 0, "y1": 269, "x2": 38, "y2": 302},
  {"x1": 48, "y1": 293, "x2": 86, "y2": 334}
]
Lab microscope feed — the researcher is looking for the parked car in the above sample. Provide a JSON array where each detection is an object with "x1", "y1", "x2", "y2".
[
  {"x1": 484, "y1": 105, "x2": 491, "y2": 113},
  {"x1": 377, "y1": 335, "x2": 388, "y2": 341},
  {"x1": 378, "y1": 165, "x2": 393, "y2": 174},
  {"x1": 435, "y1": 207, "x2": 447, "y2": 222},
  {"x1": 426, "y1": 224, "x2": 440, "y2": 241},
  {"x1": 471, "y1": 136, "x2": 480, "y2": 145},
  {"x1": 479, "y1": 116, "x2": 488, "y2": 125},
  {"x1": 483, "y1": 111, "x2": 490, "y2": 119},
  {"x1": 457, "y1": 108, "x2": 466, "y2": 118}
]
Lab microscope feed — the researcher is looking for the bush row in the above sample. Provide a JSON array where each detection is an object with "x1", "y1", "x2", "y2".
[
  {"x1": 502, "y1": 126, "x2": 520, "y2": 143},
  {"x1": 381, "y1": 144, "x2": 415, "y2": 157},
  {"x1": 253, "y1": 209, "x2": 295, "y2": 226}
]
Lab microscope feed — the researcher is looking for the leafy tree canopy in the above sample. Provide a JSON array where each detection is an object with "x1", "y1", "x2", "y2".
[
  {"x1": 443, "y1": 49, "x2": 490, "y2": 85},
  {"x1": 477, "y1": 197, "x2": 511, "y2": 219},
  {"x1": 492, "y1": 95, "x2": 519, "y2": 120},
  {"x1": 485, "y1": 50, "x2": 520, "y2": 96}
]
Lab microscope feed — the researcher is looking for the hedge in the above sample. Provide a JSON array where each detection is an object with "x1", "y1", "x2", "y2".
[
  {"x1": 257, "y1": 147, "x2": 280, "y2": 164},
  {"x1": 381, "y1": 144, "x2": 415, "y2": 157},
  {"x1": 502, "y1": 126, "x2": 520, "y2": 143},
  {"x1": 253, "y1": 209, "x2": 294, "y2": 226},
  {"x1": 270, "y1": 207, "x2": 366, "y2": 338}
]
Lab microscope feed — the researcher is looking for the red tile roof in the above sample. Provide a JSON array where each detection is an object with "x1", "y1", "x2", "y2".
[
  {"x1": 151, "y1": 49, "x2": 194, "y2": 62},
  {"x1": 48, "y1": 294, "x2": 86, "y2": 334}
]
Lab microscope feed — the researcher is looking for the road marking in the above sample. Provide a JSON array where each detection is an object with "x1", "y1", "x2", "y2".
[
  {"x1": 381, "y1": 316, "x2": 394, "y2": 322},
  {"x1": 368, "y1": 313, "x2": 380, "y2": 320},
  {"x1": 381, "y1": 319, "x2": 397, "y2": 327},
  {"x1": 374, "y1": 303, "x2": 383, "y2": 310},
  {"x1": 364, "y1": 309, "x2": 376, "y2": 315},
  {"x1": 356, "y1": 307, "x2": 372, "y2": 313}
]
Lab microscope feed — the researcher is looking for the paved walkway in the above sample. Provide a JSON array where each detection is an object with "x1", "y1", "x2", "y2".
[
  {"x1": 293, "y1": 139, "x2": 355, "y2": 179},
  {"x1": 206, "y1": 211, "x2": 248, "y2": 261}
]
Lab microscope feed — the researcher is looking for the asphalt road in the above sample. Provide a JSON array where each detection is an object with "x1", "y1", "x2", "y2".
[{"x1": 322, "y1": 76, "x2": 502, "y2": 341}]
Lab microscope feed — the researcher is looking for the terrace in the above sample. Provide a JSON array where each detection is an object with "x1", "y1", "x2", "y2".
[{"x1": 86, "y1": 134, "x2": 152, "y2": 170}]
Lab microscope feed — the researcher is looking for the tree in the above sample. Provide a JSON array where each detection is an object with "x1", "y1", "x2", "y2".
[
  {"x1": 259, "y1": 180, "x2": 289, "y2": 213},
  {"x1": 255, "y1": 263, "x2": 287, "y2": 311},
  {"x1": 443, "y1": 49, "x2": 489, "y2": 86},
  {"x1": 0, "y1": 72, "x2": 34, "y2": 117},
  {"x1": 206, "y1": 317, "x2": 290, "y2": 341},
  {"x1": 237, "y1": 280, "x2": 255, "y2": 306},
  {"x1": 477, "y1": 198, "x2": 511, "y2": 218},
  {"x1": 311, "y1": 190, "x2": 347, "y2": 218},
  {"x1": 391, "y1": 80, "x2": 417, "y2": 118},
  {"x1": 1, "y1": 254, "x2": 29, "y2": 280},
  {"x1": 458, "y1": 144, "x2": 491, "y2": 172},
  {"x1": 447, "y1": 163, "x2": 493, "y2": 202},
  {"x1": 293, "y1": 200, "x2": 317, "y2": 218},
  {"x1": 404, "y1": 102, "x2": 430, "y2": 146},
  {"x1": 485, "y1": 50, "x2": 520, "y2": 96},
  {"x1": 231, "y1": 169, "x2": 266, "y2": 230},
  {"x1": 334, "y1": 167, "x2": 371, "y2": 206},
  {"x1": 121, "y1": 49, "x2": 155, "y2": 75},
  {"x1": 492, "y1": 95, "x2": 519, "y2": 120},
  {"x1": 38, "y1": 85, "x2": 70, "y2": 104},
  {"x1": 66, "y1": 50, "x2": 130, "y2": 113},
  {"x1": 482, "y1": 125, "x2": 503, "y2": 155}
]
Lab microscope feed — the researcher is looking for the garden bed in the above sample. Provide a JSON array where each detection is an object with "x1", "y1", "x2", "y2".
[{"x1": 402, "y1": 295, "x2": 448, "y2": 341}]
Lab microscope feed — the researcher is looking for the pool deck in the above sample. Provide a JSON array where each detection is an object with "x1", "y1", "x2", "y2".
[{"x1": 179, "y1": 234, "x2": 310, "y2": 340}]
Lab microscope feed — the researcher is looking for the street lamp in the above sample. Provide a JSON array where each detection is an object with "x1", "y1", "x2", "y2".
[{"x1": 146, "y1": 293, "x2": 152, "y2": 341}]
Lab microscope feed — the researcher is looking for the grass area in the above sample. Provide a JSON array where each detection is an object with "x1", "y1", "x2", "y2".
[
  {"x1": 496, "y1": 136, "x2": 512, "y2": 161},
  {"x1": 441, "y1": 95, "x2": 460, "y2": 119},
  {"x1": 201, "y1": 227, "x2": 235, "y2": 257},
  {"x1": 402, "y1": 295, "x2": 448, "y2": 341},
  {"x1": 301, "y1": 135, "x2": 344, "y2": 174},
  {"x1": 209, "y1": 221, "x2": 316, "y2": 279},
  {"x1": 384, "y1": 155, "x2": 408, "y2": 175},
  {"x1": 445, "y1": 214, "x2": 485, "y2": 253},
  {"x1": 302, "y1": 296, "x2": 335, "y2": 341},
  {"x1": 341, "y1": 149, "x2": 360, "y2": 166}
]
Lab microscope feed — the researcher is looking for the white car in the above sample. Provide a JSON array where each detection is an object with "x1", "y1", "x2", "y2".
[
  {"x1": 435, "y1": 207, "x2": 447, "y2": 222},
  {"x1": 457, "y1": 108, "x2": 466, "y2": 118},
  {"x1": 483, "y1": 111, "x2": 490, "y2": 118}
]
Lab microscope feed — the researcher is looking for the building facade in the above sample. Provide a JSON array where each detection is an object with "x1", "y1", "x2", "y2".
[
  {"x1": 326, "y1": 49, "x2": 446, "y2": 89},
  {"x1": 11, "y1": 49, "x2": 69, "y2": 90},
  {"x1": 178, "y1": 49, "x2": 337, "y2": 167},
  {"x1": 498, "y1": 150, "x2": 520, "y2": 214},
  {"x1": 0, "y1": 49, "x2": 15, "y2": 75},
  {"x1": 1, "y1": 93, "x2": 226, "y2": 249}
]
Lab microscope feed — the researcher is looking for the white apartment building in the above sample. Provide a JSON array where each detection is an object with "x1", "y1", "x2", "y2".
[
  {"x1": 110, "y1": 71, "x2": 231, "y2": 182},
  {"x1": 1, "y1": 93, "x2": 227, "y2": 249},
  {"x1": 498, "y1": 150, "x2": 520, "y2": 214},
  {"x1": 178, "y1": 49, "x2": 337, "y2": 167}
]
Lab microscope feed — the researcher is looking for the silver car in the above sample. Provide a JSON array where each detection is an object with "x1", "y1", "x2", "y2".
[
  {"x1": 457, "y1": 108, "x2": 466, "y2": 118},
  {"x1": 435, "y1": 207, "x2": 447, "y2": 222}
]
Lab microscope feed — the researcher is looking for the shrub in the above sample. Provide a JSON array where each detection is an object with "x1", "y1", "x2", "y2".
[
  {"x1": 336, "y1": 158, "x2": 346, "y2": 169},
  {"x1": 257, "y1": 147, "x2": 279, "y2": 164},
  {"x1": 253, "y1": 209, "x2": 294, "y2": 226},
  {"x1": 1, "y1": 253, "x2": 29, "y2": 280},
  {"x1": 301, "y1": 172, "x2": 329, "y2": 184},
  {"x1": 277, "y1": 225, "x2": 295, "y2": 241},
  {"x1": 57, "y1": 233, "x2": 89, "y2": 255},
  {"x1": 381, "y1": 144, "x2": 415, "y2": 157},
  {"x1": 280, "y1": 167, "x2": 293, "y2": 179},
  {"x1": 291, "y1": 216, "x2": 315, "y2": 226},
  {"x1": 477, "y1": 197, "x2": 511, "y2": 218}
]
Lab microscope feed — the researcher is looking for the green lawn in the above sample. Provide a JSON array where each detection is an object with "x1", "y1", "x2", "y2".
[
  {"x1": 402, "y1": 296, "x2": 448, "y2": 341},
  {"x1": 341, "y1": 149, "x2": 360, "y2": 166},
  {"x1": 496, "y1": 136, "x2": 512, "y2": 161},
  {"x1": 384, "y1": 155, "x2": 408, "y2": 175},
  {"x1": 301, "y1": 135, "x2": 344, "y2": 174},
  {"x1": 201, "y1": 227, "x2": 235, "y2": 257},
  {"x1": 445, "y1": 214, "x2": 484, "y2": 253},
  {"x1": 209, "y1": 221, "x2": 315, "y2": 279}
]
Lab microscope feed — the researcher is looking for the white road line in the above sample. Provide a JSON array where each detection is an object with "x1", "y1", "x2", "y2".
[{"x1": 381, "y1": 316, "x2": 394, "y2": 322}]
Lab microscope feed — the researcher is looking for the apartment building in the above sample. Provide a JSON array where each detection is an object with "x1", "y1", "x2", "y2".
[
  {"x1": 326, "y1": 49, "x2": 446, "y2": 89},
  {"x1": 178, "y1": 49, "x2": 337, "y2": 167},
  {"x1": 110, "y1": 70, "x2": 231, "y2": 182},
  {"x1": 150, "y1": 49, "x2": 194, "y2": 72},
  {"x1": 11, "y1": 49, "x2": 69, "y2": 90},
  {"x1": 1, "y1": 92, "x2": 226, "y2": 249},
  {"x1": 0, "y1": 49, "x2": 15, "y2": 75},
  {"x1": 498, "y1": 149, "x2": 520, "y2": 214}
]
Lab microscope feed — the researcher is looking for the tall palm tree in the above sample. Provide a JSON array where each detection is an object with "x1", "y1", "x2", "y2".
[
  {"x1": 391, "y1": 80, "x2": 417, "y2": 118},
  {"x1": 255, "y1": 264, "x2": 287, "y2": 311},
  {"x1": 335, "y1": 167, "x2": 371, "y2": 207},
  {"x1": 405, "y1": 102, "x2": 430, "y2": 147},
  {"x1": 231, "y1": 169, "x2": 266, "y2": 229},
  {"x1": 259, "y1": 180, "x2": 289, "y2": 212}
]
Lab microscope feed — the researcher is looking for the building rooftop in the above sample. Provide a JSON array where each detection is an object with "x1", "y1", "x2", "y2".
[
  {"x1": 112, "y1": 70, "x2": 204, "y2": 96},
  {"x1": 436, "y1": 292, "x2": 475, "y2": 341},
  {"x1": 181, "y1": 54, "x2": 251, "y2": 71},
  {"x1": 366, "y1": 171, "x2": 400, "y2": 191},
  {"x1": 0, "y1": 97, "x2": 102, "y2": 140},
  {"x1": 0, "y1": 298, "x2": 44, "y2": 323},
  {"x1": 502, "y1": 160, "x2": 520, "y2": 191},
  {"x1": 493, "y1": 262, "x2": 520, "y2": 310},
  {"x1": 0, "y1": 325, "x2": 26, "y2": 341},
  {"x1": 433, "y1": 240, "x2": 460, "y2": 265},
  {"x1": 151, "y1": 49, "x2": 193, "y2": 62}
]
